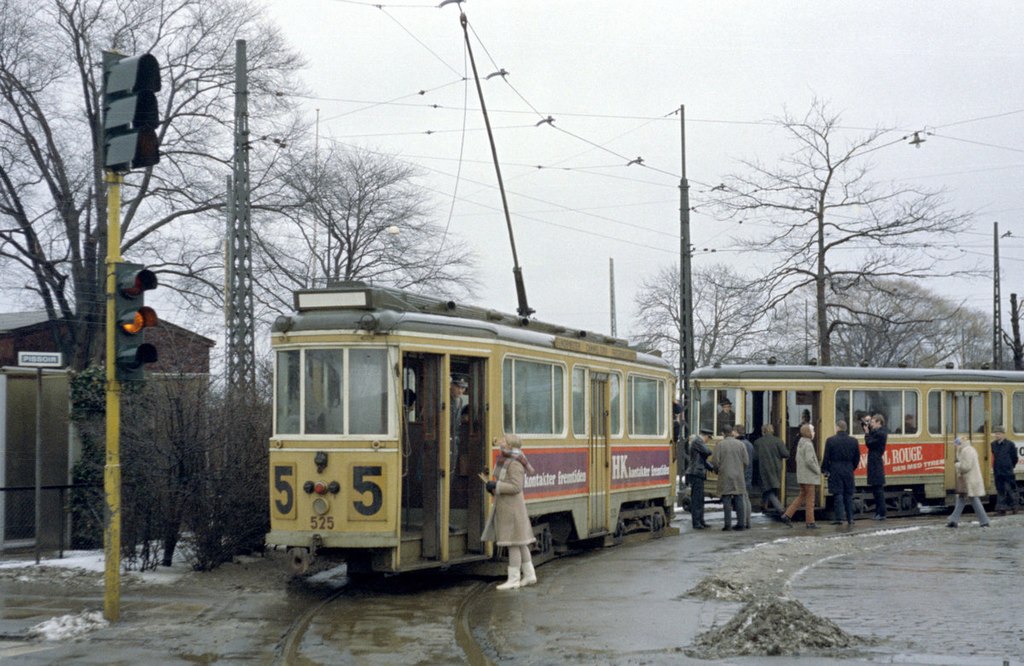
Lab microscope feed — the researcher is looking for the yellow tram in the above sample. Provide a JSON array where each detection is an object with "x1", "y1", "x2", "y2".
[
  {"x1": 266, "y1": 282, "x2": 677, "y2": 574},
  {"x1": 691, "y1": 364, "x2": 1024, "y2": 516}
]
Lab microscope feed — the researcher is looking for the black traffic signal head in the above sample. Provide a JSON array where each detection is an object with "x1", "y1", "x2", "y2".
[
  {"x1": 103, "y1": 52, "x2": 161, "y2": 172},
  {"x1": 114, "y1": 262, "x2": 159, "y2": 381}
]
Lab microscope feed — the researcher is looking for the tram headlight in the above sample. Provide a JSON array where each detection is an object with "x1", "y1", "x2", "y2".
[{"x1": 312, "y1": 497, "x2": 329, "y2": 516}]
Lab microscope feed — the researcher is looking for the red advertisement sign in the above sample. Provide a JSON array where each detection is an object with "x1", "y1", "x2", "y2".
[
  {"x1": 853, "y1": 442, "x2": 946, "y2": 477},
  {"x1": 610, "y1": 446, "x2": 672, "y2": 490},
  {"x1": 493, "y1": 445, "x2": 672, "y2": 499}
]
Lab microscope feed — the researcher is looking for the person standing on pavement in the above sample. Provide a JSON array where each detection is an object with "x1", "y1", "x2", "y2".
[
  {"x1": 738, "y1": 426, "x2": 754, "y2": 529},
  {"x1": 946, "y1": 437, "x2": 991, "y2": 528},
  {"x1": 753, "y1": 424, "x2": 789, "y2": 517},
  {"x1": 711, "y1": 424, "x2": 749, "y2": 531},
  {"x1": 481, "y1": 435, "x2": 538, "y2": 589},
  {"x1": 781, "y1": 423, "x2": 821, "y2": 529},
  {"x1": 864, "y1": 413, "x2": 888, "y2": 520},
  {"x1": 821, "y1": 420, "x2": 860, "y2": 527},
  {"x1": 686, "y1": 428, "x2": 714, "y2": 529},
  {"x1": 991, "y1": 426, "x2": 1020, "y2": 515}
]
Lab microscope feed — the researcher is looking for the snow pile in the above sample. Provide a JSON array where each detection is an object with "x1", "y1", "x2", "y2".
[
  {"x1": 687, "y1": 596, "x2": 863, "y2": 658},
  {"x1": 27, "y1": 610, "x2": 108, "y2": 641}
]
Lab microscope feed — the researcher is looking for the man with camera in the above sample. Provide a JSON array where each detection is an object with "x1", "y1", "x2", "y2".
[{"x1": 863, "y1": 414, "x2": 888, "y2": 520}]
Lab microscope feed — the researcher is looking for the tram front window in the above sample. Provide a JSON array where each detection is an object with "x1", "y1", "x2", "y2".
[{"x1": 350, "y1": 348, "x2": 388, "y2": 434}]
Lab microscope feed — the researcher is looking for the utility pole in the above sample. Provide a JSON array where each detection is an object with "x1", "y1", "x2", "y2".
[
  {"x1": 678, "y1": 105, "x2": 695, "y2": 436},
  {"x1": 225, "y1": 40, "x2": 255, "y2": 393},
  {"x1": 609, "y1": 257, "x2": 617, "y2": 337},
  {"x1": 994, "y1": 221, "x2": 1003, "y2": 370}
]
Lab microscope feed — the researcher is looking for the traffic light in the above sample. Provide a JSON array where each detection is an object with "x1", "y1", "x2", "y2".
[
  {"x1": 102, "y1": 52, "x2": 161, "y2": 172},
  {"x1": 114, "y1": 262, "x2": 159, "y2": 381}
]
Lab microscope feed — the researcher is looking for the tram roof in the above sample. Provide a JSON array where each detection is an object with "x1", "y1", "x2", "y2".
[
  {"x1": 691, "y1": 364, "x2": 1024, "y2": 384},
  {"x1": 272, "y1": 282, "x2": 671, "y2": 368}
]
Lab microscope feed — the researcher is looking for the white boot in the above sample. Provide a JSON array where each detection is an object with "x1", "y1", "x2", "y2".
[
  {"x1": 520, "y1": 561, "x2": 537, "y2": 587},
  {"x1": 496, "y1": 566, "x2": 521, "y2": 590}
]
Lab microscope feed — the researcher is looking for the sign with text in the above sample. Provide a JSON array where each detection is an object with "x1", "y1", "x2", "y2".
[{"x1": 17, "y1": 351, "x2": 63, "y2": 368}]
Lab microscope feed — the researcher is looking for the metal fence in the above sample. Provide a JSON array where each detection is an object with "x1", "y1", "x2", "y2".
[{"x1": 0, "y1": 483, "x2": 102, "y2": 560}]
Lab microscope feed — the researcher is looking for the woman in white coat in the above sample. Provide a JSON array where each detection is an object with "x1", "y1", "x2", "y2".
[
  {"x1": 946, "y1": 437, "x2": 991, "y2": 528},
  {"x1": 481, "y1": 435, "x2": 537, "y2": 589},
  {"x1": 781, "y1": 423, "x2": 822, "y2": 529}
]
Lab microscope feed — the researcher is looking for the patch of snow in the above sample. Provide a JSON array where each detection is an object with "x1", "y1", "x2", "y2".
[{"x1": 27, "y1": 611, "x2": 107, "y2": 641}]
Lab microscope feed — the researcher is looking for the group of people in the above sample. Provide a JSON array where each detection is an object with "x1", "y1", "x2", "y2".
[{"x1": 683, "y1": 412, "x2": 1017, "y2": 531}]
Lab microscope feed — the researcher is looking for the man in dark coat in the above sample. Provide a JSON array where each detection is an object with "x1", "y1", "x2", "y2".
[
  {"x1": 685, "y1": 428, "x2": 714, "y2": 529},
  {"x1": 991, "y1": 426, "x2": 1020, "y2": 515},
  {"x1": 822, "y1": 420, "x2": 861, "y2": 526},
  {"x1": 863, "y1": 413, "x2": 888, "y2": 520},
  {"x1": 753, "y1": 424, "x2": 788, "y2": 516}
]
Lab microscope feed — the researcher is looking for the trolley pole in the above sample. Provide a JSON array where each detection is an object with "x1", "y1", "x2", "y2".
[{"x1": 104, "y1": 170, "x2": 123, "y2": 622}]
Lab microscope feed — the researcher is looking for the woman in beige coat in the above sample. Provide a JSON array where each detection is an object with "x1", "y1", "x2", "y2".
[
  {"x1": 781, "y1": 423, "x2": 821, "y2": 529},
  {"x1": 946, "y1": 437, "x2": 990, "y2": 528},
  {"x1": 481, "y1": 435, "x2": 537, "y2": 589}
]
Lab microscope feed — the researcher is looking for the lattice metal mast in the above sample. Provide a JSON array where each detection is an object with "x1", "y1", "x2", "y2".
[{"x1": 225, "y1": 39, "x2": 255, "y2": 391}]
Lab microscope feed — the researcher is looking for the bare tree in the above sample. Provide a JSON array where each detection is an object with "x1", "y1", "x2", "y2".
[
  {"x1": 1003, "y1": 293, "x2": 1023, "y2": 370},
  {"x1": 0, "y1": 0, "x2": 305, "y2": 369},
  {"x1": 631, "y1": 262, "x2": 776, "y2": 367},
  {"x1": 828, "y1": 279, "x2": 989, "y2": 367},
  {"x1": 253, "y1": 144, "x2": 477, "y2": 314},
  {"x1": 710, "y1": 100, "x2": 972, "y2": 366}
]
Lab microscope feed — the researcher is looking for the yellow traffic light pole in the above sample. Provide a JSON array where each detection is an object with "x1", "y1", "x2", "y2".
[{"x1": 104, "y1": 170, "x2": 123, "y2": 621}]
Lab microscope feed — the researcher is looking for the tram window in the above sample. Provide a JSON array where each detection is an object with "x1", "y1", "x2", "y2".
[
  {"x1": 946, "y1": 392, "x2": 985, "y2": 434},
  {"x1": 572, "y1": 367, "x2": 587, "y2": 436},
  {"x1": 902, "y1": 392, "x2": 919, "y2": 435},
  {"x1": 610, "y1": 373, "x2": 621, "y2": 436},
  {"x1": 349, "y1": 348, "x2": 388, "y2": 434},
  {"x1": 503, "y1": 358, "x2": 565, "y2": 434},
  {"x1": 852, "y1": 390, "x2": 902, "y2": 433},
  {"x1": 835, "y1": 390, "x2": 851, "y2": 426},
  {"x1": 629, "y1": 375, "x2": 664, "y2": 437},
  {"x1": 991, "y1": 391, "x2": 1004, "y2": 432},
  {"x1": 928, "y1": 390, "x2": 942, "y2": 435},
  {"x1": 699, "y1": 388, "x2": 738, "y2": 436},
  {"x1": 305, "y1": 349, "x2": 344, "y2": 434},
  {"x1": 276, "y1": 350, "x2": 301, "y2": 434},
  {"x1": 1013, "y1": 392, "x2": 1024, "y2": 434}
]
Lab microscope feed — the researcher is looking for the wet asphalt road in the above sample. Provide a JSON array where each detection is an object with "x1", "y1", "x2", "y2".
[{"x1": 1, "y1": 509, "x2": 1022, "y2": 665}]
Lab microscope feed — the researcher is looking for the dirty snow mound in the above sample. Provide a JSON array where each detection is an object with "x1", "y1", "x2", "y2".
[
  {"x1": 28, "y1": 610, "x2": 108, "y2": 641},
  {"x1": 686, "y1": 574, "x2": 751, "y2": 601},
  {"x1": 687, "y1": 595, "x2": 861, "y2": 658}
]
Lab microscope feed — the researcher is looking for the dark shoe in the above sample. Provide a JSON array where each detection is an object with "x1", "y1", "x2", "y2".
[
  {"x1": 805, "y1": 523, "x2": 818, "y2": 529},
  {"x1": 732, "y1": 525, "x2": 745, "y2": 531},
  {"x1": 699, "y1": 522, "x2": 709, "y2": 528},
  {"x1": 780, "y1": 515, "x2": 793, "y2": 527},
  {"x1": 872, "y1": 515, "x2": 886, "y2": 521},
  {"x1": 847, "y1": 521, "x2": 855, "y2": 527},
  {"x1": 722, "y1": 526, "x2": 732, "y2": 531},
  {"x1": 692, "y1": 524, "x2": 704, "y2": 530},
  {"x1": 946, "y1": 522, "x2": 957, "y2": 528},
  {"x1": 830, "y1": 520, "x2": 842, "y2": 525},
  {"x1": 980, "y1": 523, "x2": 990, "y2": 528}
]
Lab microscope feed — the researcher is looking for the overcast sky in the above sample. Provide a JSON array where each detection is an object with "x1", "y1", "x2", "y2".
[{"x1": 261, "y1": 0, "x2": 1024, "y2": 341}]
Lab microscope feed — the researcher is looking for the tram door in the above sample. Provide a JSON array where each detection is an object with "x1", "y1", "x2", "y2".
[
  {"x1": 589, "y1": 373, "x2": 610, "y2": 534},
  {"x1": 401, "y1": 352, "x2": 442, "y2": 560},
  {"x1": 782, "y1": 390, "x2": 821, "y2": 506},
  {"x1": 945, "y1": 391, "x2": 993, "y2": 493},
  {"x1": 448, "y1": 356, "x2": 487, "y2": 555},
  {"x1": 747, "y1": 390, "x2": 786, "y2": 498}
]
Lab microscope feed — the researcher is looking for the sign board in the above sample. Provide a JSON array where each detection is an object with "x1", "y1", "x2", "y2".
[{"x1": 17, "y1": 351, "x2": 64, "y2": 368}]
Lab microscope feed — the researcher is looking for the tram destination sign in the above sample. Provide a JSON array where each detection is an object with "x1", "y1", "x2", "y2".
[{"x1": 17, "y1": 351, "x2": 64, "y2": 368}]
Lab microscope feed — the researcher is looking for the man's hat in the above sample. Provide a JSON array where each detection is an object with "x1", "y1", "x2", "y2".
[
  {"x1": 451, "y1": 376, "x2": 468, "y2": 388},
  {"x1": 699, "y1": 427, "x2": 714, "y2": 435}
]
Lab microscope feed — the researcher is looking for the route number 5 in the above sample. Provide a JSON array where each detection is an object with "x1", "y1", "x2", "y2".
[{"x1": 351, "y1": 465, "x2": 384, "y2": 519}]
